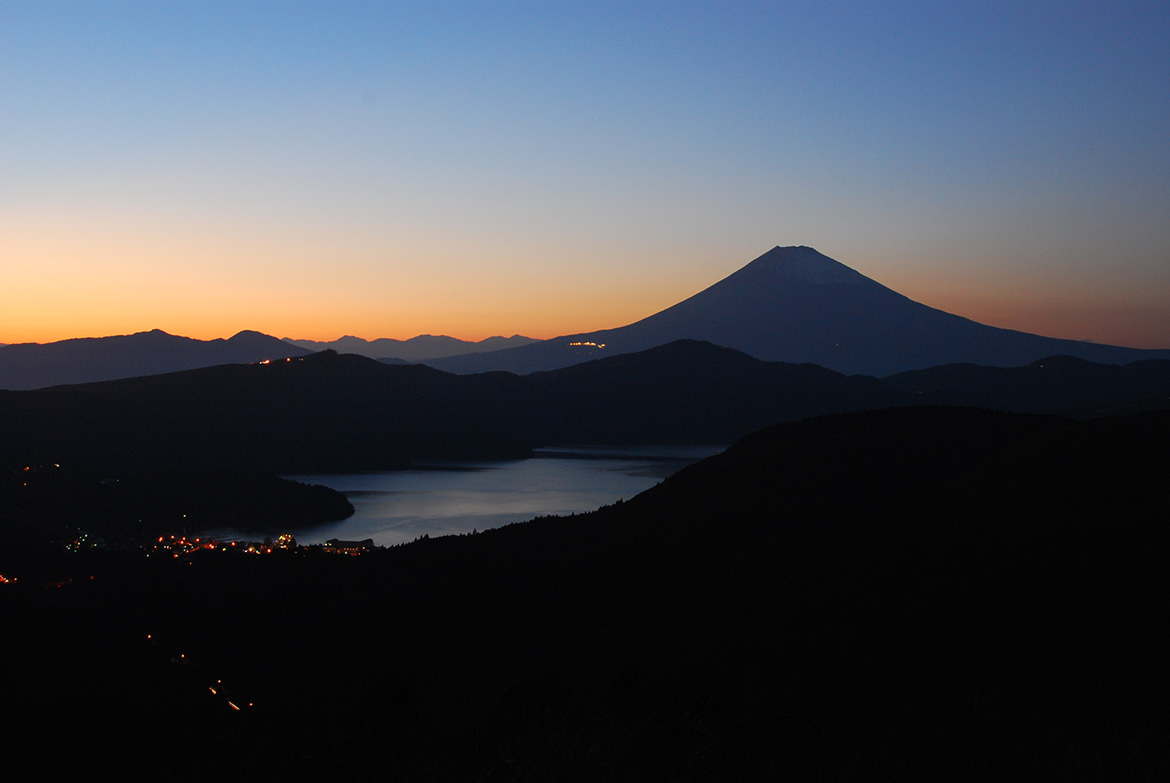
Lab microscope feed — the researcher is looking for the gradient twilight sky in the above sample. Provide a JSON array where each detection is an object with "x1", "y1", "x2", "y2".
[{"x1": 3, "y1": 1, "x2": 1169, "y2": 348}]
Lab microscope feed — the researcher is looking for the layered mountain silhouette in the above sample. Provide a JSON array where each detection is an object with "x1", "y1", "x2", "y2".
[
  {"x1": 0, "y1": 342, "x2": 903, "y2": 475},
  {"x1": 282, "y1": 333, "x2": 537, "y2": 361},
  {"x1": 4, "y1": 339, "x2": 1170, "y2": 476},
  {"x1": 427, "y1": 246, "x2": 1170, "y2": 376},
  {"x1": 0, "y1": 329, "x2": 309, "y2": 390},
  {"x1": 8, "y1": 246, "x2": 1166, "y2": 387}
]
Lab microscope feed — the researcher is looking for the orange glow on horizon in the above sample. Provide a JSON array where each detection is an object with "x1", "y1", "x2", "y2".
[
  {"x1": 6, "y1": 294, "x2": 1167, "y2": 350},
  {"x1": 5, "y1": 291, "x2": 1170, "y2": 350},
  {"x1": 5, "y1": 5, "x2": 1170, "y2": 357},
  {"x1": 914, "y1": 291, "x2": 1170, "y2": 351},
  {"x1": 3, "y1": 214, "x2": 1167, "y2": 350},
  {"x1": 0, "y1": 299, "x2": 658, "y2": 347},
  {"x1": 1, "y1": 211, "x2": 700, "y2": 346}
]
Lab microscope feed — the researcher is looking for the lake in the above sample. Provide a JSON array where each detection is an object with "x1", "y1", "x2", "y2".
[{"x1": 282, "y1": 445, "x2": 724, "y2": 547}]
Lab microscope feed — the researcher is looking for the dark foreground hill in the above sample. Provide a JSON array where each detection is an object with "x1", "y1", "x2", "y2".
[
  {"x1": 1, "y1": 467, "x2": 354, "y2": 544},
  {"x1": 883, "y1": 354, "x2": 1170, "y2": 414},
  {"x1": 2, "y1": 406, "x2": 1166, "y2": 780},
  {"x1": 429, "y1": 246, "x2": 1170, "y2": 376}
]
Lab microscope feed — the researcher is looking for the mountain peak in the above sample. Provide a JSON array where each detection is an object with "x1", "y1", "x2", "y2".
[
  {"x1": 394, "y1": 245, "x2": 1170, "y2": 378},
  {"x1": 746, "y1": 246, "x2": 870, "y2": 287}
]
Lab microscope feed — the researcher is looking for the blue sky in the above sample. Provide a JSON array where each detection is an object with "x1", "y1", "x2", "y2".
[{"x1": 3, "y1": 1, "x2": 1168, "y2": 347}]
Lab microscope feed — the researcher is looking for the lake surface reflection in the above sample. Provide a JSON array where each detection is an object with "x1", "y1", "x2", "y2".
[{"x1": 285, "y1": 445, "x2": 724, "y2": 547}]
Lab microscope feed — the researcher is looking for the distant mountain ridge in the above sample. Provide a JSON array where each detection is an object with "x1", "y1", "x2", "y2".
[
  {"x1": 282, "y1": 334, "x2": 538, "y2": 361},
  {"x1": 0, "y1": 329, "x2": 309, "y2": 390},
  {"x1": 8, "y1": 245, "x2": 1169, "y2": 387},
  {"x1": 0, "y1": 329, "x2": 535, "y2": 389},
  {"x1": 427, "y1": 246, "x2": 1170, "y2": 376}
]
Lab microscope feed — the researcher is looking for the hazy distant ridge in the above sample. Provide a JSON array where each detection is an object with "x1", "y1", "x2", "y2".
[
  {"x1": 0, "y1": 330, "x2": 534, "y2": 390},
  {"x1": 282, "y1": 333, "x2": 538, "y2": 361},
  {"x1": 0, "y1": 329, "x2": 309, "y2": 390}
]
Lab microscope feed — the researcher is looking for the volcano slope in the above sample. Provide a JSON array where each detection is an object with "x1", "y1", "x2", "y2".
[{"x1": 427, "y1": 246, "x2": 1170, "y2": 376}]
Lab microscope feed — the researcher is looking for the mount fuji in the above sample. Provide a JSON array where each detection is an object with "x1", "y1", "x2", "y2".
[{"x1": 426, "y1": 246, "x2": 1170, "y2": 377}]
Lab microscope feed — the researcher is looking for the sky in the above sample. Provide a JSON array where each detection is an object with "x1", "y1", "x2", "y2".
[{"x1": 3, "y1": 1, "x2": 1169, "y2": 348}]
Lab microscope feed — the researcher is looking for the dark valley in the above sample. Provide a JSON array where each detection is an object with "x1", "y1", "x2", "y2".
[{"x1": 2, "y1": 406, "x2": 1167, "y2": 780}]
